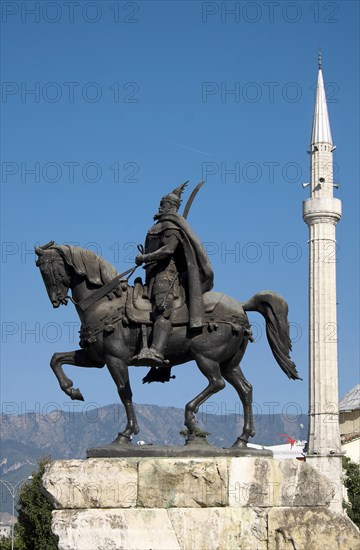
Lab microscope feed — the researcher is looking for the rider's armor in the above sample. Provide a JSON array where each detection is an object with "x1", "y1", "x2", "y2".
[{"x1": 144, "y1": 222, "x2": 181, "y2": 319}]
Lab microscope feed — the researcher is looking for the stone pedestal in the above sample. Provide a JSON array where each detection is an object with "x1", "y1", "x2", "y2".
[
  {"x1": 42, "y1": 457, "x2": 360, "y2": 550},
  {"x1": 305, "y1": 453, "x2": 344, "y2": 512}
]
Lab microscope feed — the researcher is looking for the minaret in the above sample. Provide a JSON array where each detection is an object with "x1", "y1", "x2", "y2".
[{"x1": 302, "y1": 51, "x2": 342, "y2": 511}]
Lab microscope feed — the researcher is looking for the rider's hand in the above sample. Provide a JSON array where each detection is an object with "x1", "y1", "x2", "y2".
[{"x1": 135, "y1": 254, "x2": 144, "y2": 266}]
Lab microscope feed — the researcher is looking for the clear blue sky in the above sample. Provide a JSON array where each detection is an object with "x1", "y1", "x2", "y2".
[{"x1": 1, "y1": 1, "x2": 359, "y2": 430}]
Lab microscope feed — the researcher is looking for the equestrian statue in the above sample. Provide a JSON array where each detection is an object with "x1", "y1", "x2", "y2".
[{"x1": 35, "y1": 182, "x2": 300, "y2": 448}]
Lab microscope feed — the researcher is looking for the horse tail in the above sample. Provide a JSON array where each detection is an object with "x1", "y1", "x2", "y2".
[{"x1": 242, "y1": 291, "x2": 301, "y2": 381}]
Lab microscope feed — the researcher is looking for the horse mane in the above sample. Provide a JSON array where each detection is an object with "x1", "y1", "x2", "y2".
[{"x1": 51, "y1": 244, "x2": 118, "y2": 286}]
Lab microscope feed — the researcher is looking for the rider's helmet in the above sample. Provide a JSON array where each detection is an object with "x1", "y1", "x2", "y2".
[{"x1": 161, "y1": 182, "x2": 187, "y2": 210}]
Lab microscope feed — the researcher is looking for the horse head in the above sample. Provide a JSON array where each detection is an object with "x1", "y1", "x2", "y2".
[
  {"x1": 35, "y1": 242, "x2": 72, "y2": 308},
  {"x1": 36, "y1": 242, "x2": 119, "y2": 309}
]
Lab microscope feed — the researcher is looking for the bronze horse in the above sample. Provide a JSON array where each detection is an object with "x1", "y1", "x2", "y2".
[{"x1": 35, "y1": 241, "x2": 300, "y2": 447}]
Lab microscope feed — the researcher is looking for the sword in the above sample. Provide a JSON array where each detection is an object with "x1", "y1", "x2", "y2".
[
  {"x1": 182, "y1": 180, "x2": 205, "y2": 220},
  {"x1": 78, "y1": 265, "x2": 138, "y2": 312}
]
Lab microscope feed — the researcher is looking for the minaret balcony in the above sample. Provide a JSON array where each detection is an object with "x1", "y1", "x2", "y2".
[{"x1": 302, "y1": 197, "x2": 342, "y2": 226}]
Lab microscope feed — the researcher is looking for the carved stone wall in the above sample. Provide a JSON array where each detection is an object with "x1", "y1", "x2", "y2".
[{"x1": 42, "y1": 457, "x2": 360, "y2": 550}]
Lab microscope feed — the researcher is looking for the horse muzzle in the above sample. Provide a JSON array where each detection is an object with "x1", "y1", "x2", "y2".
[{"x1": 52, "y1": 296, "x2": 71, "y2": 308}]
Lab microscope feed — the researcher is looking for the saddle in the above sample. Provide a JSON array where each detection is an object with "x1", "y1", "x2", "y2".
[
  {"x1": 126, "y1": 277, "x2": 188, "y2": 325},
  {"x1": 125, "y1": 278, "x2": 249, "y2": 329}
]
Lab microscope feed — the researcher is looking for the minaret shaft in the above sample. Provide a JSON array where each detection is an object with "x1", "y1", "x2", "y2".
[
  {"x1": 302, "y1": 57, "x2": 342, "y2": 511},
  {"x1": 305, "y1": 208, "x2": 341, "y2": 454},
  {"x1": 310, "y1": 145, "x2": 334, "y2": 198}
]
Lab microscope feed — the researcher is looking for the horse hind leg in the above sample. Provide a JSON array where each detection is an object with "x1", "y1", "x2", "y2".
[
  {"x1": 185, "y1": 354, "x2": 225, "y2": 437},
  {"x1": 220, "y1": 353, "x2": 255, "y2": 448}
]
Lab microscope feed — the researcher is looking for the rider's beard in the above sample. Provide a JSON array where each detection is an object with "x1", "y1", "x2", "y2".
[{"x1": 153, "y1": 212, "x2": 162, "y2": 220}]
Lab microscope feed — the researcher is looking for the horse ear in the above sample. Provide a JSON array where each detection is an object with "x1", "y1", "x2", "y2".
[
  {"x1": 42, "y1": 240, "x2": 55, "y2": 250},
  {"x1": 35, "y1": 241, "x2": 55, "y2": 255}
]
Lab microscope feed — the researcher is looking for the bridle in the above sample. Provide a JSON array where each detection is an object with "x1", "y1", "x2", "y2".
[{"x1": 37, "y1": 255, "x2": 73, "y2": 305}]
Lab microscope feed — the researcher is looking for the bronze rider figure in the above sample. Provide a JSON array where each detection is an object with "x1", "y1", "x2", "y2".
[{"x1": 132, "y1": 183, "x2": 214, "y2": 367}]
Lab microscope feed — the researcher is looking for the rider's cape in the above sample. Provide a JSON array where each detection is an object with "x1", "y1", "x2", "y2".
[{"x1": 146, "y1": 212, "x2": 214, "y2": 329}]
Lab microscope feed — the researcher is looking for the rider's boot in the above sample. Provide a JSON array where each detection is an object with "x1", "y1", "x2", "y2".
[
  {"x1": 131, "y1": 317, "x2": 172, "y2": 367},
  {"x1": 149, "y1": 316, "x2": 172, "y2": 363}
]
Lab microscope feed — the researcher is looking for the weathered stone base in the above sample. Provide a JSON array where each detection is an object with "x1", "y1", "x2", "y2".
[
  {"x1": 305, "y1": 453, "x2": 343, "y2": 512},
  {"x1": 42, "y1": 457, "x2": 360, "y2": 550}
]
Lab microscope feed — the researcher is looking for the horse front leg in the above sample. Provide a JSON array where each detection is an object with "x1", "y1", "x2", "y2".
[
  {"x1": 50, "y1": 349, "x2": 104, "y2": 401},
  {"x1": 106, "y1": 355, "x2": 139, "y2": 445}
]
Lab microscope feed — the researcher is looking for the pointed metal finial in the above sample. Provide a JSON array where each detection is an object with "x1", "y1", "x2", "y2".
[{"x1": 318, "y1": 48, "x2": 322, "y2": 70}]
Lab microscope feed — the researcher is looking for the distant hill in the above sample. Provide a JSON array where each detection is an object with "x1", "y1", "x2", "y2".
[{"x1": 0, "y1": 403, "x2": 308, "y2": 516}]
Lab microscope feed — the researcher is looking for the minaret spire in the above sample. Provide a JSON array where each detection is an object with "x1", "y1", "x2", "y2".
[
  {"x1": 302, "y1": 53, "x2": 342, "y2": 512},
  {"x1": 310, "y1": 51, "x2": 333, "y2": 150}
]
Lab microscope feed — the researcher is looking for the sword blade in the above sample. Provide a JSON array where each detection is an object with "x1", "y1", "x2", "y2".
[
  {"x1": 78, "y1": 266, "x2": 137, "y2": 312},
  {"x1": 182, "y1": 180, "x2": 205, "y2": 219}
]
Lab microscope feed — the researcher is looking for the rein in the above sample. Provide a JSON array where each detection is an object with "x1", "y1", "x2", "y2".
[
  {"x1": 77, "y1": 265, "x2": 138, "y2": 312},
  {"x1": 64, "y1": 295, "x2": 78, "y2": 306}
]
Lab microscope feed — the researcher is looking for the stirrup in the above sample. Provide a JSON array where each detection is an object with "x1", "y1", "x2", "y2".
[{"x1": 131, "y1": 348, "x2": 169, "y2": 367}]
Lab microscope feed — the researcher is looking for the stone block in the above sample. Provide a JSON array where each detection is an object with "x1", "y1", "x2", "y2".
[
  {"x1": 168, "y1": 507, "x2": 268, "y2": 550},
  {"x1": 268, "y1": 507, "x2": 360, "y2": 550},
  {"x1": 42, "y1": 458, "x2": 138, "y2": 509},
  {"x1": 52, "y1": 509, "x2": 180, "y2": 550},
  {"x1": 228, "y1": 457, "x2": 333, "y2": 507},
  {"x1": 137, "y1": 458, "x2": 228, "y2": 508}
]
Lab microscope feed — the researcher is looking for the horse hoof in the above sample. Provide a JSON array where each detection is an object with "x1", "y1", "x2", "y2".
[
  {"x1": 232, "y1": 437, "x2": 248, "y2": 448},
  {"x1": 112, "y1": 432, "x2": 132, "y2": 446},
  {"x1": 70, "y1": 388, "x2": 84, "y2": 401}
]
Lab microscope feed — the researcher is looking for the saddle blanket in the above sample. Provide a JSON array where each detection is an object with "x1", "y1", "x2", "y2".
[{"x1": 126, "y1": 284, "x2": 248, "y2": 328}]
